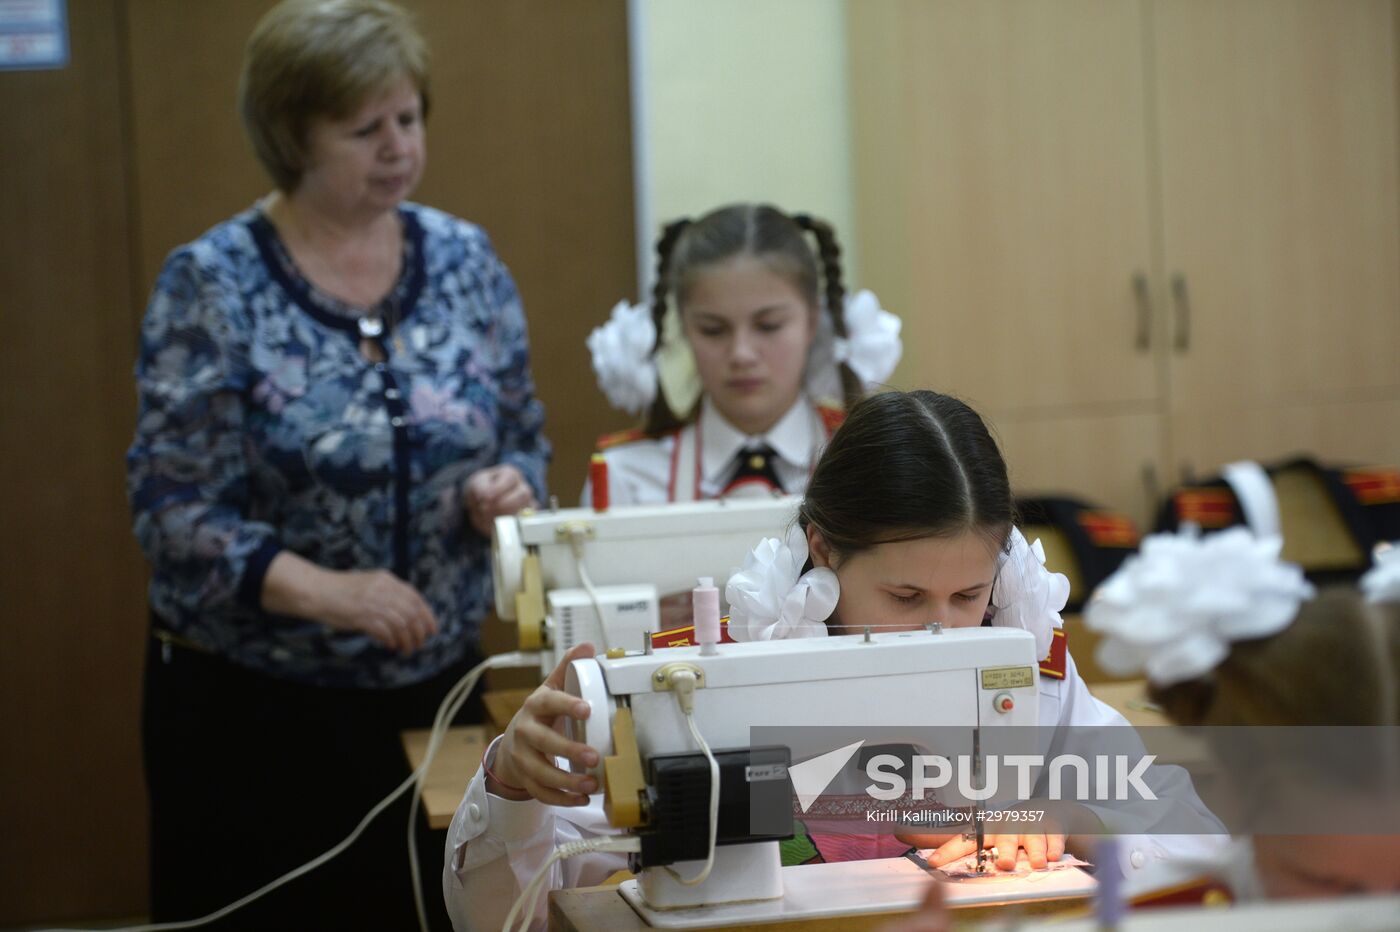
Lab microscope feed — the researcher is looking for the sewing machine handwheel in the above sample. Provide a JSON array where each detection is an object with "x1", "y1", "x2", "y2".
[
  {"x1": 563, "y1": 657, "x2": 612, "y2": 778},
  {"x1": 492, "y1": 514, "x2": 523, "y2": 620}
]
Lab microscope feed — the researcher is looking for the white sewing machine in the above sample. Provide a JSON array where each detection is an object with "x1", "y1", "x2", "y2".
[
  {"x1": 561, "y1": 625, "x2": 1096, "y2": 927},
  {"x1": 492, "y1": 497, "x2": 801, "y2": 673}
]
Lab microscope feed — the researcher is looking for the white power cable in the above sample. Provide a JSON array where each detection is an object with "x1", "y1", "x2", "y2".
[
  {"x1": 408, "y1": 650, "x2": 542, "y2": 931},
  {"x1": 502, "y1": 835, "x2": 642, "y2": 932},
  {"x1": 35, "y1": 650, "x2": 542, "y2": 932},
  {"x1": 662, "y1": 669, "x2": 720, "y2": 887},
  {"x1": 568, "y1": 527, "x2": 613, "y2": 653}
]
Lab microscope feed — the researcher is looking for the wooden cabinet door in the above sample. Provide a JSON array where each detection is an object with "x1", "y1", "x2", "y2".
[
  {"x1": 995, "y1": 410, "x2": 1165, "y2": 528},
  {"x1": 1172, "y1": 398, "x2": 1400, "y2": 482},
  {"x1": 849, "y1": 0, "x2": 1162, "y2": 414},
  {"x1": 1154, "y1": 0, "x2": 1400, "y2": 411}
]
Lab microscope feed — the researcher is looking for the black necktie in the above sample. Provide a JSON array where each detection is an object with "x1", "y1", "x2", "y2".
[{"x1": 721, "y1": 444, "x2": 785, "y2": 496}]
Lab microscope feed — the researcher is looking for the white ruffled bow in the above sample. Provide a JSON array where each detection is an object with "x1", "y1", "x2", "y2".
[
  {"x1": 833, "y1": 290, "x2": 902, "y2": 389},
  {"x1": 590, "y1": 288, "x2": 902, "y2": 414},
  {"x1": 586, "y1": 300, "x2": 657, "y2": 415},
  {"x1": 1361, "y1": 542, "x2": 1400, "y2": 604},
  {"x1": 725, "y1": 525, "x2": 839, "y2": 641},
  {"x1": 1084, "y1": 527, "x2": 1315, "y2": 687},
  {"x1": 991, "y1": 528, "x2": 1071, "y2": 662}
]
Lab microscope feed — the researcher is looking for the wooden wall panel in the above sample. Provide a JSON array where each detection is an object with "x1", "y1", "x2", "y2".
[
  {"x1": 0, "y1": 0, "x2": 150, "y2": 923},
  {"x1": 413, "y1": 0, "x2": 639, "y2": 497}
]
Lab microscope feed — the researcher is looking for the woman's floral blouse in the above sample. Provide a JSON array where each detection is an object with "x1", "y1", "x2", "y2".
[{"x1": 127, "y1": 203, "x2": 549, "y2": 688}]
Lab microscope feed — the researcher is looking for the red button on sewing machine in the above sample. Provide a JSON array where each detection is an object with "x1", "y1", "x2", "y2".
[{"x1": 993, "y1": 693, "x2": 1015, "y2": 713}]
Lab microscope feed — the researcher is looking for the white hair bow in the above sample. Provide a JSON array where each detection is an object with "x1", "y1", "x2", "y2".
[
  {"x1": 1084, "y1": 527, "x2": 1315, "y2": 687},
  {"x1": 586, "y1": 300, "x2": 657, "y2": 415},
  {"x1": 1361, "y1": 542, "x2": 1400, "y2": 604},
  {"x1": 833, "y1": 289, "x2": 903, "y2": 389},
  {"x1": 990, "y1": 528, "x2": 1072, "y2": 662},
  {"x1": 592, "y1": 288, "x2": 902, "y2": 415},
  {"x1": 725, "y1": 525, "x2": 839, "y2": 641}
]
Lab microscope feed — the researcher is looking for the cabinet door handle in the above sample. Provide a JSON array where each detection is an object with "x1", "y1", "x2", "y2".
[
  {"x1": 1132, "y1": 272, "x2": 1151, "y2": 351},
  {"x1": 1171, "y1": 273, "x2": 1191, "y2": 352},
  {"x1": 1142, "y1": 461, "x2": 1160, "y2": 521}
]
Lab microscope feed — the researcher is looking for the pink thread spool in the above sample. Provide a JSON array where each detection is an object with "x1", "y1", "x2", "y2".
[{"x1": 693, "y1": 577, "x2": 720, "y2": 655}]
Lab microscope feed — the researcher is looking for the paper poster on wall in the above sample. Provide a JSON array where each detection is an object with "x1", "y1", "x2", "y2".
[{"x1": 0, "y1": 0, "x2": 68, "y2": 71}]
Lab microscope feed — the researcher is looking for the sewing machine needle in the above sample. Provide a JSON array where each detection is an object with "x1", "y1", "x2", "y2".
[{"x1": 975, "y1": 812, "x2": 985, "y2": 873}]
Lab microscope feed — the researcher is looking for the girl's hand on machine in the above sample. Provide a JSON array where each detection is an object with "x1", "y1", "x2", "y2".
[
  {"x1": 492, "y1": 643, "x2": 600, "y2": 806},
  {"x1": 924, "y1": 831, "x2": 1066, "y2": 870}
]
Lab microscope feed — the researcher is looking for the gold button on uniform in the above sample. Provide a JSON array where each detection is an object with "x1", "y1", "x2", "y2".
[{"x1": 748, "y1": 454, "x2": 767, "y2": 470}]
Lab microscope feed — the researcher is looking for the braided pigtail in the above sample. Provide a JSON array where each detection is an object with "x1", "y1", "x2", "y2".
[
  {"x1": 643, "y1": 218, "x2": 693, "y2": 435},
  {"x1": 793, "y1": 213, "x2": 863, "y2": 409},
  {"x1": 650, "y1": 218, "x2": 690, "y2": 351}
]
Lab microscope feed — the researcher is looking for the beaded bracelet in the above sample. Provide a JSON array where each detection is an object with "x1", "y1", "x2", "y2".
[{"x1": 482, "y1": 735, "x2": 528, "y2": 795}]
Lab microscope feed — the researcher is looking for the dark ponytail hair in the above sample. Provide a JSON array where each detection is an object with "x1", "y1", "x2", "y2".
[
  {"x1": 799, "y1": 390, "x2": 1015, "y2": 562},
  {"x1": 642, "y1": 203, "x2": 864, "y2": 434}
]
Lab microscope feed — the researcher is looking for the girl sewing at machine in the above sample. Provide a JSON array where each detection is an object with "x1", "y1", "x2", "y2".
[
  {"x1": 580, "y1": 203, "x2": 900, "y2": 505},
  {"x1": 444, "y1": 390, "x2": 1226, "y2": 932},
  {"x1": 889, "y1": 539, "x2": 1400, "y2": 932}
]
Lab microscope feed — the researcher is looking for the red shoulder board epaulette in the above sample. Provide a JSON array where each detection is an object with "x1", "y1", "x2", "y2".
[
  {"x1": 816, "y1": 403, "x2": 846, "y2": 438},
  {"x1": 1039, "y1": 628, "x2": 1067, "y2": 679},
  {"x1": 1130, "y1": 877, "x2": 1233, "y2": 910},
  {"x1": 651, "y1": 617, "x2": 737, "y2": 650},
  {"x1": 1343, "y1": 466, "x2": 1400, "y2": 505},
  {"x1": 1076, "y1": 510, "x2": 1141, "y2": 548},
  {"x1": 1174, "y1": 488, "x2": 1236, "y2": 527},
  {"x1": 595, "y1": 427, "x2": 648, "y2": 451}
]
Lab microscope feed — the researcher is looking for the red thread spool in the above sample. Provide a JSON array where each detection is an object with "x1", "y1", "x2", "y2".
[{"x1": 590, "y1": 454, "x2": 609, "y2": 511}]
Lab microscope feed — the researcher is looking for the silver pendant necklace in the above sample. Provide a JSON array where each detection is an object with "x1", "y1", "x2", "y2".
[{"x1": 357, "y1": 315, "x2": 385, "y2": 339}]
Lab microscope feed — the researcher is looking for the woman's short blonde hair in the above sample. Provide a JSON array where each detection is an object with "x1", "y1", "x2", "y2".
[{"x1": 238, "y1": 0, "x2": 429, "y2": 191}]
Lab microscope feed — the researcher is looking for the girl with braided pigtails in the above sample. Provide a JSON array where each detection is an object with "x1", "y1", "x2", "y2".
[{"x1": 581, "y1": 203, "x2": 901, "y2": 506}]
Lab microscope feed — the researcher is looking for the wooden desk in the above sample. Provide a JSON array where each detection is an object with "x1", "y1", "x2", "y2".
[
  {"x1": 484, "y1": 687, "x2": 534, "y2": 732},
  {"x1": 1086, "y1": 680, "x2": 1171, "y2": 728},
  {"x1": 1087, "y1": 679, "x2": 1216, "y2": 778},
  {"x1": 549, "y1": 884, "x2": 1088, "y2": 931},
  {"x1": 399, "y1": 686, "x2": 528, "y2": 829},
  {"x1": 400, "y1": 725, "x2": 491, "y2": 829}
]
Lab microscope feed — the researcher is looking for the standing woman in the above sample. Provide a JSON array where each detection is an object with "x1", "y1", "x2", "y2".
[
  {"x1": 126, "y1": 1, "x2": 548, "y2": 927},
  {"x1": 583, "y1": 203, "x2": 902, "y2": 505}
]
